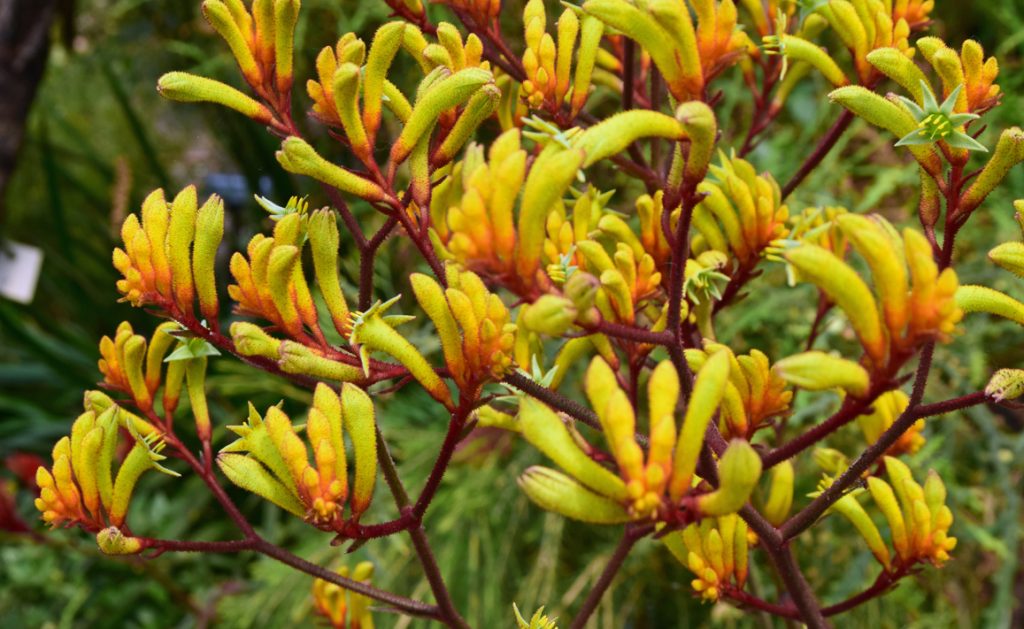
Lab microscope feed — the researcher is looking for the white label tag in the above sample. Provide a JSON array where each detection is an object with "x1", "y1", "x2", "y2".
[{"x1": 0, "y1": 241, "x2": 44, "y2": 304}]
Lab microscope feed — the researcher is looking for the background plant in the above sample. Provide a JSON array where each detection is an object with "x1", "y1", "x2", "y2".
[{"x1": 3, "y1": 0, "x2": 1024, "y2": 628}]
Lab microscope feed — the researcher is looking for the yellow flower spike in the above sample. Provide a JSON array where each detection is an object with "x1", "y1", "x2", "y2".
[
  {"x1": 584, "y1": 356, "x2": 620, "y2": 434},
  {"x1": 193, "y1": 194, "x2": 225, "y2": 326},
  {"x1": 264, "y1": 405, "x2": 308, "y2": 484},
  {"x1": 697, "y1": 440, "x2": 762, "y2": 517},
  {"x1": 956, "y1": 285, "x2": 1024, "y2": 326},
  {"x1": 340, "y1": 383, "x2": 377, "y2": 518},
  {"x1": 922, "y1": 469, "x2": 946, "y2": 524},
  {"x1": 307, "y1": 403, "x2": 344, "y2": 503},
  {"x1": 72, "y1": 418, "x2": 104, "y2": 518},
  {"x1": 830, "y1": 492, "x2": 892, "y2": 570},
  {"x1": 83, "y1": 392, "x2": 160, "y2": 437},
  {"x1": 762, "y1": 460, "x2": 794, "y2": 527},
  {"x1": 436, "y1": 22, "x2": 466, "y2": 69},
  {"x1": 986, "y1": 368, "x2": 1024, "y2": 402},
  {"x1": 221, "y1": 0, "x2": 253, "y2": 46},
  {"x1": 89, "y1": 408, "x2": 119, "y2": 513},
  {"x1": 517, "y1": 145, "x2": 586, "y2": 279},
  {"x1": 856, "y1": 389, "x2": 924, "y2": 455},
  {"x1": 522, "y1": 295, "x2": 577, "y2": 337},
  {"x1": 362, "y1": 22, "x2": 406, "y2": 141},
  {"x1": 669, "y1": 350, "x2": 730, "y2": 502},
  {"x1": 266, "y1": 245, "x2": 305, "y2": 339},
  {"x1": 838, "y1": 214, "x2": 909, "y2": 336},
  {"x1": 96, "y1": 527, "x2": 145, "y2": 556},
  {"x1": 251, "y1": 0, "x2": 275, "y2": 68},
  {"x1": 277, "y1": 137, "x2": 387, "y2": 201},
  {"x1": 772, "y1": 351, "x2": 870, "y2": 397},
  {"x1": 272, "y1": 0, "x2": 300, "y2": 93},
  {"x1": 576, "y1": 110, "x2": 688, "y2": 168},
  {"x1": 675, "y1": 102, "x2": 718, "y2": 183},
  {"x1": 145, "y1": 322, "x2": 179, "y2": 395},
  {"x1": 989, "y1": 242, "x2": 1024, "y2": 279},
  {"x1": 669, "y1": 515, "x2": 751, "y2": 602},
  {"x1": 517, "y1": 466, "x2": 631, "y2": 524},
  {"x1": 904, "y1": 229, "x2": 961, "y2": 342},
  {"x1": 164, "y1": 186, "x2": 200, "y2": 315},
  {"x1": 820, "y1": 1, "x2": 868, "y2": 66},
  {"x1": 432, "y1": 83, "x2": 501, "y2": 165},
  {"x1": 518, "y1": 397, "x2": 628, "y2": 501},
  {"x1": 599, "y1": 269, "x2": 635, "y2": 322},
  {"x1": 202, "y1": 1, "x2": 261, "y2": 84},
  {"x1": 959, "y1": 39, "x2": 1000, "y2": 113},
  {"x1": 306, "y1": 210, "x2": 351, "y2": 337},
  {"x1": 122, "y1": 334, "x2": 152, "y2": 410},
  {"x1": 647, "y1": 360, "x2": 679, "y2": 468},
  {"x1": 645, "y1": 0, "x2": 701, "y2": 80},
  {"x1": 222, "y1": 404, "x2": 297, "y2": 491},
  {"x1": 570, "y1": 15, "x2": 603, "y2": 116},
  {"x1": 963, "y1": 128, "x2": 1024, "y2": 213},
  {"x1": 349, "y1": 296, "x2": 453, "y2": 408},
  {"x1": 230, "y1": 321, "x2": 283, "y2": 359},
  {"x1": 867, "y1": 475, "x2": 910, "y2": 561},
  {"x1": 718, "y1": 513, "x2": 737, "y2": 579},
  {"x1": 829, "y1": 86, "x2": 942, "y2": 176},
  {"x1": 331, "y1": 63, "x2": 371, "y2": 162},
  {"x1": 785, "y1": 244, "x2": 887, "y2": 365},
  {"x1": 554, "y1": 8, "x2": 578, "y2": 104},
  {"x1": 389, "y1": 68, "x2": 494, "y2": 166},
  {"x1": 185, "y1": 356, "x2": 212, "y2": 444},
  {"x1": 217, "y1": 453, "x2": 306, "y2": 516},
  {"x1": 278, "y1": 341, "x2": 364, "y2": 382},
  {"x1": 765, "y1": 34, "x2": 849, "y2": 87},
  {"x1": 138, "y1": 189, "x2": 171, "y2": 294},
  {"x1": 410, "y1": 273, "x2": 466, "y2": 378},
  {"x1": 866, "y1": 48, "x2": 931, "y2": 103},
  {"x1": 604, "y1": 389, "x2": 641, "y2": 476},
  {"x1": 157, "y1": 72, "x2": 274, "y2": 123},
  {"x1": 110, "y1": 432, "x2": 179, "y2": 527},
  {"x1": 705, "y1": 527, "x2": 726, "y2": 577}
]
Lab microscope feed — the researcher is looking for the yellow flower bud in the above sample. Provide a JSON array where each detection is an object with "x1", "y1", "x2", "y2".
[
  {"x1": 522, "y1": 295, "x2": 578, "y2": 336},
  {"x1": 277, "y1": 137, "x2": 387, "y2": 201},
  {"x1": 518, "y1": 466, "x2": 631, "y2": 524},
  {"x1": 785, "y1": 244, "x2": 888, "y2": 365},
  {"x1": 157, "y1": 72, "x2": 272, "y2": 123},
  {"x1": 697, "y1": 440, "x2": 762, "y2": 517},
  {"x1": 956, "y1": 284, "x2": 1024, "y2": 325},
  {"x1": 96, "y1": 527, "x2": 145, "y2": 555},
  {"x1": 519, "y1": 398, "x2": 627, "y2": 501},
  {"x1": 341, "y1": 383, "x2": 377, "y2": 518},
  {"x1": 986, "y1": 368, "x2": 1024, "y2": 402},
  {"x1": 772, "y1": 351, "x2": 870, "y2": 397},
  {"x1": 762, "y1": 460, "x2": 794, "y2": 526},
  {"x1": 670, "y1": 350, "x2": 730, "y2": 501}
]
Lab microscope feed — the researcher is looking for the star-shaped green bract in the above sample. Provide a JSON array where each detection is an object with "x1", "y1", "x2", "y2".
[{"x1": 896, "y1": 81, "x2": 987, "y2": 152}]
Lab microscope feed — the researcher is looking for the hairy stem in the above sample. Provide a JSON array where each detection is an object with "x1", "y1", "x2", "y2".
[
  {"x1": 781, "y1": 342, "x2": 936, "y2": 540},
  {"x1": 781, "y1": 110, "x2": 855, "y2": 200},
  {"x1": 568, "y1": 525, "x2": 651, "y2": 629}
]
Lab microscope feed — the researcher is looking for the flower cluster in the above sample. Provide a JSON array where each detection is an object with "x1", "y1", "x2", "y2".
[
  {"x1": 34, "y1": 0, "x2": 1024, "y2": 625},
  {"x1": 219, "y1": 383, "x2": 377, "y2": 529},
  {"x1": 312, "y1": 562, "x2": 375, "y2": 628},
  {"x1": 827, "y1": 457, "x2": 956, "y2": 570},
  {"x1": 517, "y1": 356, "x2": 762, "y2": 524},
  {"x1": 36, "y1": 404, "x2": 172, "y2": 537},
  {"x1": 663, "y1": 513, "x2": 751, "y2": 602}
]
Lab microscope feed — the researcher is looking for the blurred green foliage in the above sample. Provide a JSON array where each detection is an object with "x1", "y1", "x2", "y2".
[{"x1": 2, "y1": 1, "x2": 1023, "y2": 627}]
